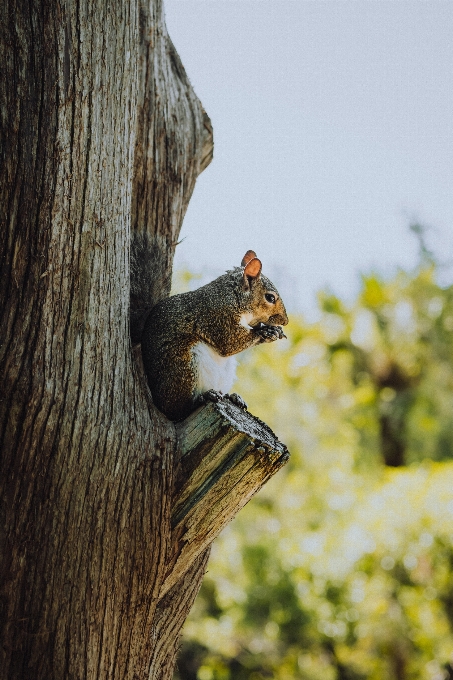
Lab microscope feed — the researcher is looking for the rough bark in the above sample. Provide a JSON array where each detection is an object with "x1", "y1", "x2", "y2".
[
  {"x1": 0, "y1": 1, "x2": 284, "y2": 678},
  {"x1": 130, "y1": 0, "x2": 213, "y2": 343}
]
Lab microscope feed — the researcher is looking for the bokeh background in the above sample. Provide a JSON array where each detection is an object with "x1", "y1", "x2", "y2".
[{"x1": 165, "y1": 2, "x2": 453, "y2": 679}]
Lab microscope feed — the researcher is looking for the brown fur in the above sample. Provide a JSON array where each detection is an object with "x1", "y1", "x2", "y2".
[{"x1": 142, "y1": 255, "x2": 288, "y2": 421}]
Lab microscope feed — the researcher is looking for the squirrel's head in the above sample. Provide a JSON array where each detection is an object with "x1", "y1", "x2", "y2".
[{"x1": 240, "y1": 250, "x2": 289, "y2": 328}]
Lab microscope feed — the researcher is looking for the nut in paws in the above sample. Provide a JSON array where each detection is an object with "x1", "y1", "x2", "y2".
[{"x1": 254, "y1": 322, "x2": 287, "y2": 343}]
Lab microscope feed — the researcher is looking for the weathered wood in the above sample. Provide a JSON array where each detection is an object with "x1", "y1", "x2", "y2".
[
  {"x1": 149, "y1": 548, "x2": 211, "y2": 680},
  {"x1": 0, "y1": 0, "x2": 211, "y2": 677},
  {"x1": 0, "y1": 0, "x2": 284, "y2": 676},
  {"x1": 130, "y1": 0, "x2": 213, "y2": 344},
  {"x1": 159, "y1": 401, "x2": 290, "y2": 598}
]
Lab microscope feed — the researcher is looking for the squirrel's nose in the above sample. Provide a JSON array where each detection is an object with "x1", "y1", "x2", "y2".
[{"x1": 269, "y1": 313, "x2": 288, "y2": 326}]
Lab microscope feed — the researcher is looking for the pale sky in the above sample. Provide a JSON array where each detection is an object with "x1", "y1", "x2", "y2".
[{"x1": 165, "y1": 0, "x2": 453, "y2": 312}]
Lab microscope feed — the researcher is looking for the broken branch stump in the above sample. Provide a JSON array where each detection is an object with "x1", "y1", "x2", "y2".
[{"x1": 159, "y1": 400, "x2": 290, "y2": 598}]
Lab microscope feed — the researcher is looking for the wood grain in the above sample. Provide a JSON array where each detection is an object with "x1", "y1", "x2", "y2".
[
  {"x1": 0, "y1": 0, "x2": 283, "y2": 677},
  {"x1": 159, "y1": 401, "x2": 290, "y2": 598}
]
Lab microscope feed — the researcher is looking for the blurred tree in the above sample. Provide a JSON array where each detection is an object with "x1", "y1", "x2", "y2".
[
  {"x1": 174, "y1": 247, "x2": 453, "y2": 680},
  {"x1": 321, "y1": 264, "x2": 453, "y2": 467}
]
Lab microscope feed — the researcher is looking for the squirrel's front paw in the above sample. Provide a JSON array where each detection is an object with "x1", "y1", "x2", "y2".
[
  {"x1": 226, "y1": 392, "x2": 248, "y2": 410},
  {"x1": 254, "y1": 322, "x2": 286, "y2": 343},
  {"x1": 197, "y1": 389, "x2": 224, "y2": 406}
]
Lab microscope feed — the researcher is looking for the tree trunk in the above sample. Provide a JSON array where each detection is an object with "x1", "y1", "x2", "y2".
[{"x1": 0, "y1": 1, "x2": 286, "y2": 678}]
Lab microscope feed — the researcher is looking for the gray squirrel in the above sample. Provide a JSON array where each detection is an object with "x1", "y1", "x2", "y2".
[{"x1": 141, "y1": 250, "x2": 288, "y2": 421}]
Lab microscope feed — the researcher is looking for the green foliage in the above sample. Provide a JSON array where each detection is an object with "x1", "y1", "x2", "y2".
[{"x1": 174, "y1": 257, "x2": 453, "y2": 680}]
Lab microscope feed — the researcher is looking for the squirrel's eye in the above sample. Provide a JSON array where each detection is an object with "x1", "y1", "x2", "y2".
[{"x1": 265, "y1": 293, "x2": 276, "y2": 304}]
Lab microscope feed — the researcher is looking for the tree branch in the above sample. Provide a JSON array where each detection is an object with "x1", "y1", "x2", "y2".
[{"x1": 159, "y1": 401, "x2": 290, "y2": 599}]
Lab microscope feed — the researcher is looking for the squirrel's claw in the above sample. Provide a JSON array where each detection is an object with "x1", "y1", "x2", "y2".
[
  {"x1": 197, "y1": 390, "x2": 248, "y2": 411},
  {"x1": 197, "y1": 389, "x2": 224, "y2": 406},
  {"x1": 273, "y1": 325, "x2": 287, "y2": 339},
  {"x1": 226, "y1": 392, "x2": 248, "y2": 410},
  {"x1": 254, "y1": 322, "x2": 286, "y2": 343}
]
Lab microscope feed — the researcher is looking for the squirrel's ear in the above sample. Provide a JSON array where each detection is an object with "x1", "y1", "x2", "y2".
[
  {"x1": 241, "y1": 250, "x2": 257, "y2": 267},
  {"x1": 243, "y1": 257, "x2": 262, "y2": 289}
]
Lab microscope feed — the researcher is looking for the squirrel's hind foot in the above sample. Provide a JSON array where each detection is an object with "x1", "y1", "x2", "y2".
[
  {"x1": 197, "y1": 389, "x2": 224, "y2": 407},
  {"x1": 196, "y1": 390, "x2": 248, "y2": 411}
]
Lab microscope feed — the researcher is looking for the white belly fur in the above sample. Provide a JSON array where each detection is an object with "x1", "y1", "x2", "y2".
[{"x1": 192, "y1": 342, "x2": 237, "y2": 395}]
